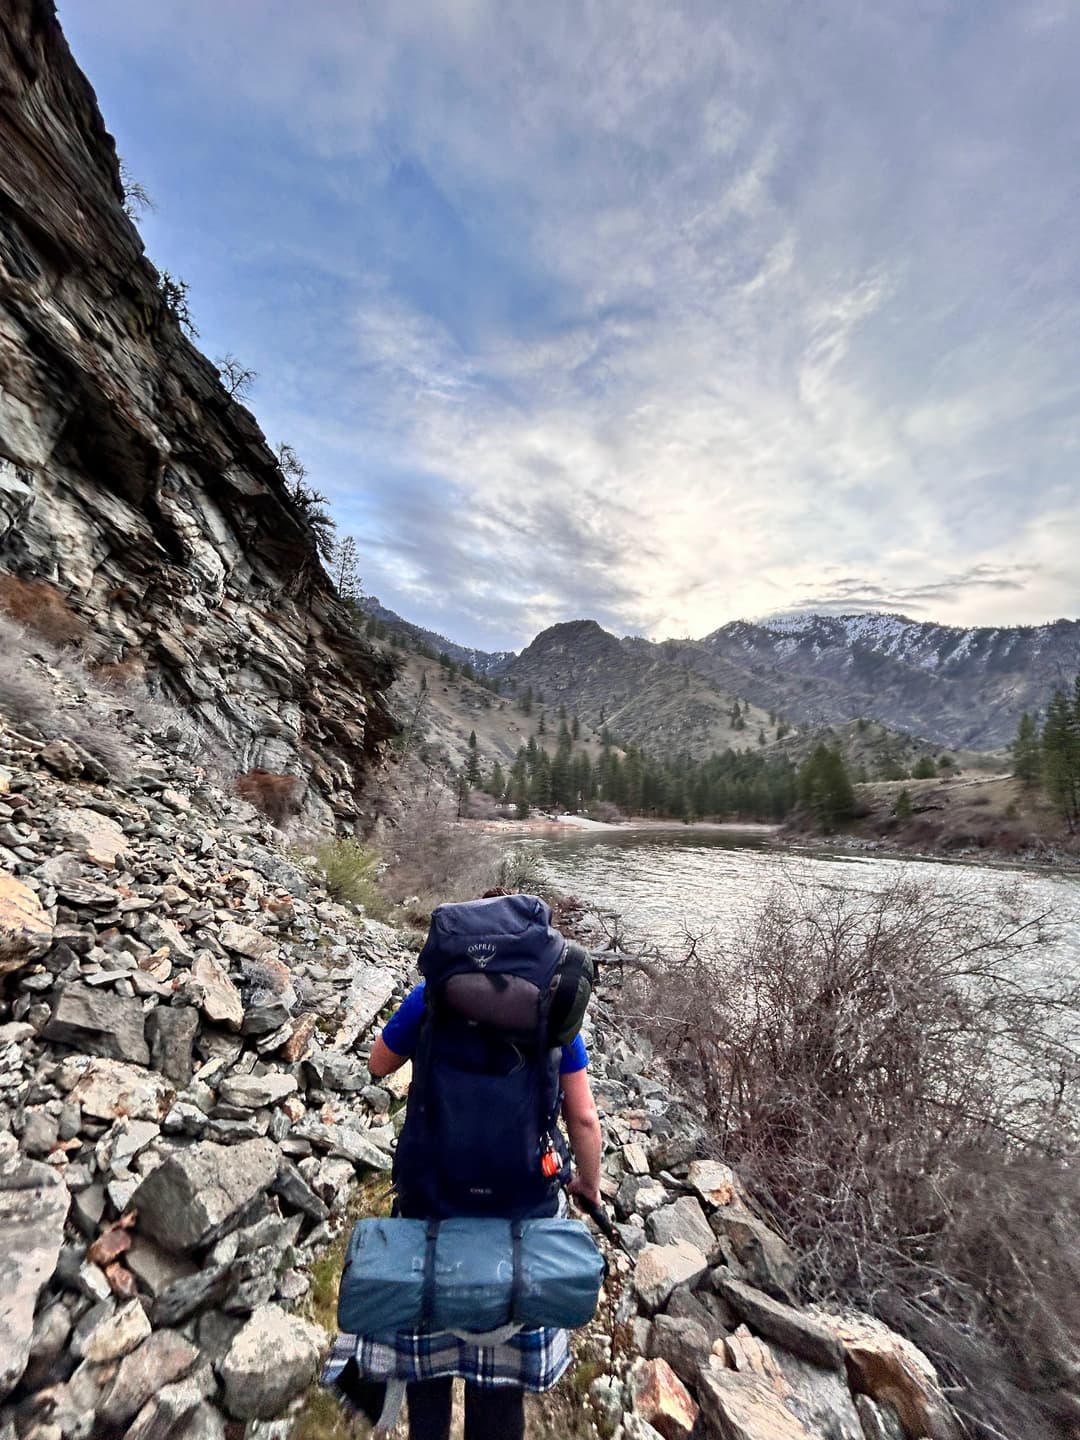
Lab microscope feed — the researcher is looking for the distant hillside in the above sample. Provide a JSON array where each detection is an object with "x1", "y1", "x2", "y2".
[
  {"x1": 359, "y1": 602, "x2": 1080, "y2": 762},
  {"x1": 504, "y1": 619, "x2": 778, "y2": 760},
  {"x1": 355, "y1": 596, "x2": 514, "y2": 675},
  {"x1": 699, "y1": 613, "x2": 1080, "y2": 749}
]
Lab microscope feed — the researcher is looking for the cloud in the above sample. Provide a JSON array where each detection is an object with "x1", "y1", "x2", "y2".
[{"x1": 58, "y1": 0, "x2": 1080, "y2": 649}]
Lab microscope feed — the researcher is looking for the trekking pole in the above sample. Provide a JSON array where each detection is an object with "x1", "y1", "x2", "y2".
[{"x1": 573, "y1": 1193, "x2": 629, "y2": 1252}]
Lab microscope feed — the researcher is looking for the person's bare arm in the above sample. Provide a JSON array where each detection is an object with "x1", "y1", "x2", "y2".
[
  {"x1": 368, "y1": 1034, "x2": 408, "y2": 1078},
  {"x1": 561, "y1": 1067, "x2": 603, "y2": 1208}
]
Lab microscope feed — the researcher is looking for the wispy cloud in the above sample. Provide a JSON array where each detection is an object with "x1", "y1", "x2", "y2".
[{"x1": 60, "y1": 0, "x2": 1080, "y2": 648}]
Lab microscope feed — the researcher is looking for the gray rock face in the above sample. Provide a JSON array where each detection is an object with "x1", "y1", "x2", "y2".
[
  {"x1": 0, "y1": 4, "x2": 395, "y2": 819},
  {"x1": 43, "y1": 982, "x2": 150, "y2": 1066},
  {"x1": 646, "y1": 1197, "x2": 716, "y2": 1255},
  {"x1": 711, "y1": 1209, "x2": 799, "y2": 1305},
  {"x1": 130, "y1": 1139, "x2": 281, "y2": 1253},
  {"x1": 217, "y1": 1073, "x2": 298, "y2": 1109},
  {"x1": 146, "y1": 1006, "x2": 200, "y2": 1086},
  {"x1": 647, "y1": 1314, "x2": 714, "y2": 1388},
  {"x1": 218, "y1": 1305, "x2": 323, "y2": 1419},
  {"x1": 633, "y1": 1242, "x2": 709, "y2": 1314},
  {"x1": 714, "y1": 1277, "x2": 845, "y2": 1372},
  {"x1": 0, "y1": 1152, "x2": 70, "y2": 1398},
  {"x1": 99, "y1": 1330, "x2": 200, "y2": 1426}
]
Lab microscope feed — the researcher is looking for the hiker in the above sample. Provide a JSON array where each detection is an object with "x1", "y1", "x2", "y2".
[{"x1": 323, "y1": 894, "x2": 602, "y2": 1440}]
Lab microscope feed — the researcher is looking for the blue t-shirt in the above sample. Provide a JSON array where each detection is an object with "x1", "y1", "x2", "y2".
[{"x1": 382, "y1": 981, "x2": 589, "y2": 1074}]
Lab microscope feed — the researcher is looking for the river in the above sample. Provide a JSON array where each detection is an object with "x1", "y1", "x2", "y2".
[{"x1": 523, "y1": 826, "x2": 1080, "y2": 969}]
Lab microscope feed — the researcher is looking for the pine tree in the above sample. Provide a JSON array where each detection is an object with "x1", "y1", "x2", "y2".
[
  {"x1": 513, "y1": 774, "x2": 531, "y2": 820},
  {"x1": 912, "y1": 755, "x2": 937, "y2": 780},
  {"x1": 571, "y1": 714, "x2": 580, "y2": 741},
  {"x1": 465, "y1": 731, "x2": 481, "y2": 786},
  {"x1": 1011, "y1": 712, "x2": 1041, "y2": 787},
  {"x1": 488, "y1": 760, "x2": 506, "y2": 800},
  {"x1": 797, "y1": 744, "x2": 856, "y2": 832},
  {"x1": 895, "y1": 788, "x2": 913, "y2": 820},
  {"x1": 1042, "y1": 686, "x2": 1080, "y2": 831}
]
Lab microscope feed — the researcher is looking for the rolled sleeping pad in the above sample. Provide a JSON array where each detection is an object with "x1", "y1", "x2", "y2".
[{"x1": 337, "y1": 1216, "x2": 605, "y2": 1339}]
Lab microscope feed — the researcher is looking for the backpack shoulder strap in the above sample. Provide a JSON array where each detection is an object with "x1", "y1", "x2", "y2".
[{"x1": 548, "y1": 941, "x2": 594, "y2": 1048}]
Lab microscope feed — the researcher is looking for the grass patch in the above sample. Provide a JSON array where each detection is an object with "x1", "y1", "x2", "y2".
[
  {"x1": 304, "y1": 1175, "x2": 394, "y2": 1334},
  {"x1": 316, "y1": 838, "x2": 392, "y2": 918},
  {"x1": 290, "y1": 1383, "x2": 361, "y2": 1440},
  {"x1": 291, "y1": 1176, "x2": 394, "y2": 1440}
]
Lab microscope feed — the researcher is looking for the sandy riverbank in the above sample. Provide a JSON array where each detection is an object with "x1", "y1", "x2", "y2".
[{"x1": 470, "y1": 814, "x2": 782, "y2": 837}]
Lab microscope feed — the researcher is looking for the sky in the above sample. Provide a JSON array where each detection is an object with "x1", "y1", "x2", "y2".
[{"x1": 59, "y1": 0, "x2": 1080, "y2": 652}]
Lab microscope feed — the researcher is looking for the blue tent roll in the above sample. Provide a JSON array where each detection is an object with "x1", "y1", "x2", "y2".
[{"x1": 337, "y1": 1216, "x2": 605, "y2": 1339}]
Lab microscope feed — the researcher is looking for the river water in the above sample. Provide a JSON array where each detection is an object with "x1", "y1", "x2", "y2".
[{"x1": 525, "y1": 826, "x2": 1080, "y2": 969}]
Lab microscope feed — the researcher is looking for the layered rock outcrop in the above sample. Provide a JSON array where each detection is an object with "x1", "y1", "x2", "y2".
[
  {"x1": 0, "y1": 670, "x2": 413, "y2": 1430},
  {"x1": 0, "y1": 0, "x2": 396, "y2": 822}
]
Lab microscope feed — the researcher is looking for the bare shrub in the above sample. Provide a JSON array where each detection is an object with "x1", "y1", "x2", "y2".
[
  {"x1": 235, "y1": 769, "x2": 302, "y2": 824},
  {"x1": 91, "y1": 659, "x2": 146, "y2": 690},
  {"x1": 627, "y1": 880, "x2": 1080, "y2": 1440},
  {"x1": 0, "y1": 647, "x2": 53, "y2": 731},
  {"x1": 381, "y1": 790, "x2": 499, "y2": 919},
  {"x1": 0, "y1": 575, "x2": 85, "y2": 646},
  {"x1": 65, "y1": 718, "x2": 132, "y2": 779},
  {"x1": 316, "y1": 838, "x2": 390, "y2": 918},
  {"x1": 462, "y1": 789, "x2": 501, "y2": 821},
  {"x1": 495, "y1": 845, "x2": 546, "y2": 895}
]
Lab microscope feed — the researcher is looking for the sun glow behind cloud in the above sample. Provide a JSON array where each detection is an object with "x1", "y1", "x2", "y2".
[{"x1": 60, "y1": 0, "x2": 1080, "y2": 648}]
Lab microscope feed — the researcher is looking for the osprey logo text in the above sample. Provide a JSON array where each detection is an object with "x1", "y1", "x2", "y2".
[{"x1": 467, "y1": 942, "x2": 497, "y2": 969}]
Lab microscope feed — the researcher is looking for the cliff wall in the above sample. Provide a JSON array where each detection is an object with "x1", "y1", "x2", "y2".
[{"x1": 0, "y1": 0, "x2": 395, "y2": 822}]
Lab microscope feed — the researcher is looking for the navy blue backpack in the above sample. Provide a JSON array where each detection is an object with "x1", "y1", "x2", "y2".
[{"x1": 392, "y1": 894, "x2": 593, "y2": 1221}]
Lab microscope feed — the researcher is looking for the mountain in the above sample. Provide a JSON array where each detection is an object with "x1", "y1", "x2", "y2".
[
  {"x1": 504, "y1": 620, "x2": 776, "y2": 759},
  {"x1": 699, "y1": 612, "x2": 1080, "y2": 749},
  {"x1": 0, "y1": 1, "x2": 395, "y2": 821},
  {"x1": 354, "y1": 596, "x2": 514, "y2": 675}
]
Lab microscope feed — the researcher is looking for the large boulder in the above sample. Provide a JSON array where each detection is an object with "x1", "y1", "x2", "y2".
[
  {"x1": 724, "y1": 1325, "x2": 863, "y2": 1440},
  {"x1": 711, "y1": 1210, "x2": 799, "y2": 1304},
  {"x1": 820, "y1": 1313, "x2": 962, "y2": 1440},
  {"x1": 698, "y1": 1366, "x2": 818, "y2": 1440},
  {"x1": 633, "y1": 1242, "x2": 709, "y2": 1313},
  {"x1": 629, "y1": 1357, "x2": 698, "y2": 1440},
  {"x1": 146, "y1": 1006, "x2": 199, "y2": 1086},
  {"x1": 53, "y1": 806, "x2": 127, "y2": 868},
  {"x1": 686, "y1": 1160, "x2": 738, "y2": 1208},
  {"x1": 336, "y1": 964, "x2": 397, "y2": 1046},
  {"x1": 646, "y1": 1197, "x2": 716, "y2": 1255},
  {"x1": 68, "y1": 1057, "x2": 174, "y2": 1122},
  {"x1": 647, "y1": 1314, "x2": 714, "y2": 1387},
  {"x1": 0, "y1": 1147, "x2": 70, "y2": 1397},
  {"x1": 714, "y1": 1277, "x2": 845, "y2": 1371},
  {"x1": 218, "y1": 1304, "x2": 323, "y2": 1419},
  {"x1": 189, "y1": 953, "x2": 243, "y2": 1031},
  {"x1": 0, "y1": 872, "x2": 54, "y2": 974},
  {"x1": 98, "y1": 1330, "x2": 200, "y2": 1426},
  {"x1": 218, "y1": 1073, "x2": 298, "y2": 1109},
  {"x1": 130, "y1": 1139, "x2": 281, "y2": 1253},
  {"x1": 43, "y1": 982, "x2": 151, "y2": 1065}
]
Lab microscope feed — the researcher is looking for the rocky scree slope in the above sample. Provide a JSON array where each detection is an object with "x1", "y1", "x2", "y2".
[
  {"x1": 0, "y1": 0, "x2": 396, "y2": 823},
  {"x1": 0, "y1": 668, "x2": 416, "y2": 1437}
]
